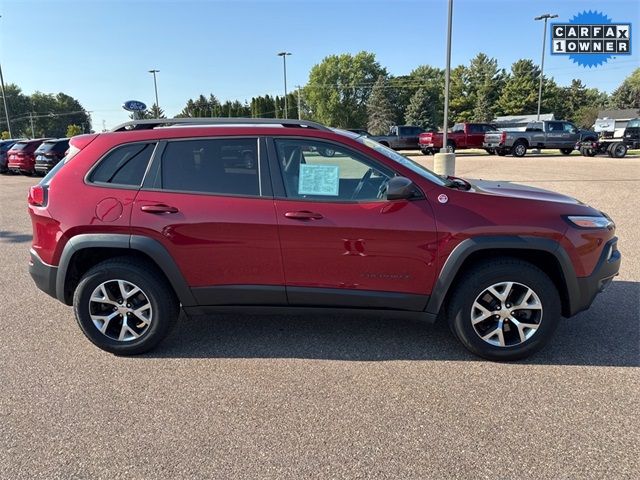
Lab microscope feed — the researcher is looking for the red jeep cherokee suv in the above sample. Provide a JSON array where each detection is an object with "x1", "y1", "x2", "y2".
[{"x1": 28, "y1": 118, "x2": 620, "y2": 360}]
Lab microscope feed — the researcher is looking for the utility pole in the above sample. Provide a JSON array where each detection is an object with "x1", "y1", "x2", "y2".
[
  {"x1": 277, "y1": 52, "x2": 291, "y2": 119},
  {"x1": 535, "y1": 14, "x2": 558, "y2": 121},
  {"x1": 296, "y1": 85, "x2": 302, "y2": 120}
]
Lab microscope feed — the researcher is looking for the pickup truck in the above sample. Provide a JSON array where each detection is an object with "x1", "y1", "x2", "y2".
[
  {"x1": 419, "y1": 123, "x2": 497, "y2": 154},
  {"x1": 483, "y1": 120, "x2": 597, "y2": 157},
  {"x1": 370, "y1": 125, "x2": 425, "y2": 150}
]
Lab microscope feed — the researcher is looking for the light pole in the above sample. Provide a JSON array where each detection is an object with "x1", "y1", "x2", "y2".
[
  {"x1": 535, "y1": 14, "x2": 558, "y2": 121},
  {"x1": 0, "y1": 63, "x2": 11, "y2": 138},
  {"x1": 148, "y1": 69, "x2": 160, "y2": 114},
  {"x1": 277, "y1": 52, "x2": 291, "y2": 119},
  {"x1": 0, "y1": 14, "x2": 12, "y2": 138},
  {"x1": 434, "y1": 0, "x2": 455, "y2": 176}
]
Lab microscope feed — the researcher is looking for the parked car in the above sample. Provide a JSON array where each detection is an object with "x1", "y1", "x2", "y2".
[
  {"x1": 483, "y1": 121, "x2": 597, "y2": 157},
  {"x1": 0, "y1": 139, "x2": 20, "y2": 173},
  {"x1": 577, "y1": 117, "x2": 639, "y2": 158},
  {"x1": 34, "y1": 138, "x2": 70, "y2": 175},
  {"x1": 370, "y1": 125, "x2": 425, "y2": 150},
  {"x1": 419, "y1": 123, "x2": 497, "y2": 154},
  {"x1": 7, "y1": 138, "x2": 52, "y2": 175},
  {"x1": 28, "y1": 118, "x2": 620, "y2": 361}
]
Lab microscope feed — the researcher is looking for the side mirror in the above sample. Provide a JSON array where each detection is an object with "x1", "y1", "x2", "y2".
[{"x1": 386, "y1": 176, "x2": 416, "y2": 201}]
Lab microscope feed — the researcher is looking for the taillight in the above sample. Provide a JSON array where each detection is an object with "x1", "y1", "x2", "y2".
[
  {"x1": 28, "y1": 185, "x2": 46, "y2": 206},
  {"x1": 500, "y1": 131, "x2": 507, "y2": 143}
]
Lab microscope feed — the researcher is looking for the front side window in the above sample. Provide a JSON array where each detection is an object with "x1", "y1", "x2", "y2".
[
  {"x1": 90, "y1": 142, "x2": 155, "y2": 186},
  {"x1": 161, "y1": 138, "x2": 260, "y2": 196},
  {"x1": 563, "y1": 122, "x2": 578, "y2": 133},
  {"x1": 274, "y1": 139, "x2": 392, "y2": 201}
]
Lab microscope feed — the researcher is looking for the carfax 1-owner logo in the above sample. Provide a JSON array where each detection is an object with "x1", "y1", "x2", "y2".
[{"x1": 551, "y1": 11, "x2": 631, "y2": 67}]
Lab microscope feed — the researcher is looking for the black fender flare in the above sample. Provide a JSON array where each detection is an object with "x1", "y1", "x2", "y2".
[
  {"x1": 56, "y1": 234, "x2": 196, "y2": 306},
  {"x1": 424, "y1": 236, "x2": 580, "y2": 316}
]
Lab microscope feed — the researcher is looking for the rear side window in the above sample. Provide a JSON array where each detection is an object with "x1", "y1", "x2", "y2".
[
  {"x1": 38, "y1": 140, "x2": 69, "y2": 153},
  {"x1": 10, "y1": 142, "x2": 29, "y2": 151},
  {"x1": 90, "y1": 143, "x2": 155, "y2": 187},
  {"x1": 160, "y1": 138, "x2": 260, "y2": 196}
]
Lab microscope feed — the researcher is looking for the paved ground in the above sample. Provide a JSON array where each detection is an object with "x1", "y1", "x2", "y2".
[{"x1": 1, "y1": 153, "x2": 638, "y2": 479}]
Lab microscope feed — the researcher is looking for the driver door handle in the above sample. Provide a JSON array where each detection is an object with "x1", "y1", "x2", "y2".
[
  {"x1": 141, "y1": 204, "x2": 179, "y2": 214},
  {"x1": 284, "y1": 211, "x2": 323, "y2": 220}
]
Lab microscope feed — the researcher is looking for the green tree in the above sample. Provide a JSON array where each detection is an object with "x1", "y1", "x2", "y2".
[
  {"x1": 448, "y1": 66, "x2": 472, "y2": 124},
  {"x1": 66, "y1": 124, "x2": 83, "y2": 137},
  {"x1": 304, "y1": 51, "x2": 387, "y2": 127},
  {"x1": 148, "y1": 103, "x2": 166, "y2": 119},
  {"x1": 610, "y1": 68, "x2": 640, "y2": 108},
  {"x1": 406, "y1": 66, "x2": 445, "y2": 127},
  {"x1": 496, "y1": 59, "x2": 540, "y2": 115},
  {"x1": 404, "y1": 88, "x2": 437, "y2": 130},
  {"x1": 366, "y1": 76, "x2": 394, "y2": 135},
  {"x1": 574, "y1": 105, "x2": 600, "y2": 129},
  {"x1": 466, "y1": 53, "x2": 505, "y2": 122}
]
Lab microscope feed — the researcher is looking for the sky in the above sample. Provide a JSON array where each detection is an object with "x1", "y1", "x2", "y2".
[{"x1": 1, "y1": 0, "x2": 638, "y2": 130}]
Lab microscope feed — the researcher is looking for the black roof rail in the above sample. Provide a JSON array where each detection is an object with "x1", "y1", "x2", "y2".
[{"x1": 110, "y1": 117, "x2": 332, "y2": 132}]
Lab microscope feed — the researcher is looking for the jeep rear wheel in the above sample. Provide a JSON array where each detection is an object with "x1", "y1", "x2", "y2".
[
  {"x1": 560, "y1": 148, "x2": 574, "y2": 155},
  {"x1": 447, "y1": 259, "x2": 561, "y2": 361},
  {"x1": 73, "y1": 258, "x2": 179, "y2": 355}
]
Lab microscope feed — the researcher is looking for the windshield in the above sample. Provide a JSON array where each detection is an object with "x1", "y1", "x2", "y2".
[
  {"x1": 332, "y1": 128, "x2": 448, "y2": 186},
  {"x1": 627, "y1": 119, "x2": 640, "y2": 128}
]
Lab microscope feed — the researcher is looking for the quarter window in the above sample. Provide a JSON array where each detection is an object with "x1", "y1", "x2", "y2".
[
  {"x1": 274, "y1": 139, "x2": 392, "y2": 201},
  {"x1": 161, "y1": 138, "x2": 260, "y2": 196},
  {"x1": 90, "y1": 143, "x2": 155, "y2": 186}
]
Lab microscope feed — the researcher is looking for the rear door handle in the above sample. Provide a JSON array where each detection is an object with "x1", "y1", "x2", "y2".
[
  {"x1": 284, "y1": 210, "x2": 323, "y2": 220},
  {"x1": 141, "y1": 204, "x2": 179, "y2": 214}
]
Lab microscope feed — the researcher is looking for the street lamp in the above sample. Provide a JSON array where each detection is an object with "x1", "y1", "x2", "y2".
[
  {"x1": 534, "y1": 14, "x2": 558, "y2": 121},
  {"x1": 434, "y1": 0, "x2": 455, "y2": 176},
  {"x1": 277, "y1": 52, "x2": 291, "y2": 119},
  {"x1": 148, "y1": 69, "x2": 160, "y2": 114}
]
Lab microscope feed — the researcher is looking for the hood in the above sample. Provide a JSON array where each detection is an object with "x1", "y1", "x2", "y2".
[{"x1": 470, "y1": 179, "x2": 582, "y2": 205}]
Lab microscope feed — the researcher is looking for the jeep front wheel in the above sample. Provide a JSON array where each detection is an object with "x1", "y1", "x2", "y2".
[
  {"x1": 447, "y1": 259, "x2": 561, "y2": 361},
  {"x1": 73, "y1": 258, "x2": 179, "y2": 355}
]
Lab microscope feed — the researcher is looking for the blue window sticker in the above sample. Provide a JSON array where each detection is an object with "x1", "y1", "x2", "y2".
[{"x1": 298, "y1": 164, "x2": 339, "y2": 196}]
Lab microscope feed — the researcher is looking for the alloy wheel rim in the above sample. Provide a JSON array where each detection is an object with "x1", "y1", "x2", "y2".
[
  {"x1": 471, "y1": 281, "x2": 543, "y2": 347},
  {"x1": 515, "y1": 145, "x2": 525, "y2": 155},
  {"x1": 89, "y1": 279, "x2": 152, "y2": 342}
]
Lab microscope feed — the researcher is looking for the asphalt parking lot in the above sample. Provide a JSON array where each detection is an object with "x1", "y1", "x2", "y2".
[{"x1": 1, "y1": 153, "x2": 638, "y2": 479}]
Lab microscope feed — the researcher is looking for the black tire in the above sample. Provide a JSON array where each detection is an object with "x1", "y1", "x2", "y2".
[
  {"x1": 484, "y1": 148, "x2": 495, "y2": 155},
  {"x1": 560, "y1": 148, "x2": 574, "y2": 155},
  {"x1": 379, "y1": 141, "x2": 390, "y2": 147},
  {"x1": 446, "y1": 140, "x2": 456, "y2": 153},
  {"x1": 447, "y1": 258, "x2": 561, "y2": 361},
  {"x1": 420, "y1": 148, "x2": 432, "y2": 155},
  {"x1": 512, "y1": 141, "x2": 527, "y2": 157},
  {"x1": 496, "y1": 149, "x2": 507, "y2": 156},
  {"x1": 73, "y1": 258, "x2": 179, "y2": 355},
  {"x1": 609, "y1": 142, "x2": 627, "y2": 158}
]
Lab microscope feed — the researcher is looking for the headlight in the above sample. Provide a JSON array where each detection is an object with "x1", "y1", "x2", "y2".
[{"x1": 566, "y1": 215, "x2": 614, "y2": 229}]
